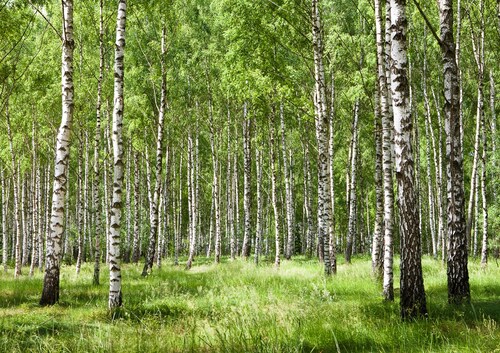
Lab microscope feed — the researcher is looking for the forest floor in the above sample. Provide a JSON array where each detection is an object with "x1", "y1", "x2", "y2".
[{"x1": 0, "y1": 255, "x2": 499, "y2": 352}]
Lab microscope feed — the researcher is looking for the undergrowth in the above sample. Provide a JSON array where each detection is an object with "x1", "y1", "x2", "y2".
[{"x1": 0, "y1": 256, "x2": 498, "y2": 352}]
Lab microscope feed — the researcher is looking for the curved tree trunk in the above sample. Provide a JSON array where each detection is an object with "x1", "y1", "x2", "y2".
[{"x1": 40, "y1": 0, "x2": 74, "y2": 305}]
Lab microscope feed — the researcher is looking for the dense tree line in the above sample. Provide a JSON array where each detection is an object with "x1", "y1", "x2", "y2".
[{"x1": 0, "y1": 0, "x2": 498, "y2": 318}]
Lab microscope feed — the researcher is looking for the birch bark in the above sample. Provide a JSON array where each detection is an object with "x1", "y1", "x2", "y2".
[
  {"x1": 108, "y1": 0, "x2": 127, "y2": 309},
  {"x1": 40, "y1": 0, "x2": 74, "y2": 305}
]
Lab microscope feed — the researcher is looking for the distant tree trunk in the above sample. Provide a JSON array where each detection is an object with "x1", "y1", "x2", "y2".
[
  {"x1": 241, "y1": 101, "x2": 252, "y2": 258},
  {"x1": 270, "y1": 106, "x2": 280, "y2": 269},
  {"x1": 303, "y1": 141, "x2": 314, "y2": 258},
  {"x1": 372, "y1": 85, "x2": 384, "y2": 278},
  {"x1": 132, "y1": 151, "x2": 141, "y2": 263},
  {"x1": 2, "y1": 171, "x2": 8, "y2": 272},
  {"x1": 328, "y1": 72, "x2": 336, "y2": 273},
  {"x1": 143, "y1": 27, "x2": 167, "y2": 276},
  {"x1": 480, "y1": 115, "x2": 488, "y2": 267},
  {"x1": 186, "y1": 132, "x2": 196, "y2": 270},
  {"x1": 438, "y1": 0, "x2": 470, "y2": 304},
  {"x1": 76, "y1": 133, "x2": 84, "y2": 274},
  {"x1": 6, "y1": 104, "x2": 22, "y2": 278},
  {"x1": 108, "y1": 0, "x2": 126, "y2": 309},
  {"x1": 490, "y1": 71, "x2": 497, "y2": 206},
  {"x1": 21, "y1": 178, "x2": 29, "y2": 268},
  {"x1": 390, "y1": 0, "x2": 427, "y2": 319},
  {"x1": 40, "y1": 0, "x2": 74, "y2": 305},
  {"x1": 345, "y1": 101, "x2": 359, "y2": 263},
  {"x1": 255, "y1": 147, "x2": 263, "y2": 265},
  {"x1": 280, "y1": 103, "x2": 294, "y2": 260},
  {"x1": 93, "y1": 0, "x2": 104, "y2": 283},
  {"x1": 312, "y1": 0, "x2": 333, "y2": 276},
  {"x1": 210, "y1": 103, "x2": 221, "y2": 265},
  {"x1": 29, "y1": 151, "x2": 38, "y2": 276},
  {"x1": 422, "y1": 32, "x2": 438, "y2": 259}
]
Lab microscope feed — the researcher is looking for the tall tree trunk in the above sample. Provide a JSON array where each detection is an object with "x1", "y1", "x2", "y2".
[
  {"x1": 422, "y1": 31, "x2": 438, "y2": 259},
  {"x1": 345, "y1": 101, "x2": 359, "y2": 263},
  {"x1": 480, "y1": 115, "x2": 488, "y2": 267},
  {"x1": 380, "y1": 0, "x2": 396, "y2": 301},
  {"x1": 328, "y1": 72, "x2": 336, "y2": 273},
  {"x1": 390, "y1": 0, "x2": 427, "y2": 319},
  {"x1": 108, "y1": 0, "x2": 126, "y2": 309},
  {"x1": 438, "y1": 0, "x2": 470, "y2": 304},
  {"x1": 76, "y1": 133, "x2": 84, "y2": 274},
  {"x1": 304, "y1": 141, "x2": 314, "y2": 258},
  {"x1": 372, "y1": 83, "x2": 384, "y2": 278},
  {"x1": 490, "y1": 71, "x2": 497, "y2": 204},
  {"x1": 132, "y1": 151, "x2": 141, "y2": 263},
  {"x1": 270, "y1": 106, "x2": 280, "y2": 269},
  {"x1": 210, "y1": 104, "x2": 221, "y2": 265},
  {"x1": 143, "y1": 27, "x2": 167, "y2": 276},
  {"x1": 2, "y1": 171, "x2": 7, "y2": 272},
  {"x1": 312, "y1": 0, "x2": 333, "y2": 276},
  {"x1": 186, "y1": 132, "x2": 196, "y2": 270},
  {"x1": 280, "y1": 103, "x2": 294, "y2": 260},
  {"x1": 241, "y1": 101, "x2": 252, "y2": 258},
  {"x1": 255, "y1": 147, "x2": 263, "y2": 265},
  {"x1": 40, "y1": 0, "x2": 74, "y2": 305},
  {"x1": 6, "y1": 104, "x2": 22, "y2": 278},
  {"x1": 93, "y1": 0, "x2": 104, "y2": 283}
]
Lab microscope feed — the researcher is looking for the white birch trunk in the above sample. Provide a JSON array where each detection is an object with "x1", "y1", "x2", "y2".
[
  {"x1": 280, "y1": 103, "x2": 294, "y2": 260},
  {"x1": 312, "y1": 0, "x2": 333, "y2": 275},
  {"x1": 40, "y1": 0, "x2": 74, "y2": 305},
  {"x1": 390, "y1": 0, "x2": 427, "y2": 319},
  {"x1": 255, "y1": 147, "x2": 263, "y2": 265},
  {"x1": 108, "y1": 0, "x2": 126, "y2": 309},
  {"x1": 143, "y1": 27, "x2": 167, "y2": 276},
  {"x1": 438, "y1": 0, "x2": 470, "y2": 304},
  {"x1": 93, "y1": 0, "x2": 104, "y2": 283},
  {"x1": 6, "y1": 104, "x2": 22, "y2": 278},
  {"x1": 345, "y1": 101, "x2": 359, "y2": 263},
  {"x1": 241, "y1": 101, "x2": 252, "y2": 258}
]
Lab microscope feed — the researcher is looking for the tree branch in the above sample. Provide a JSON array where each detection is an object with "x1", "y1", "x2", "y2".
[{"x1": 412, "y1": 0, "x2": 443, "y2": 47}]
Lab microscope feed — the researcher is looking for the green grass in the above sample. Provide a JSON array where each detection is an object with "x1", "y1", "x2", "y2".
[{"x1": 0, "y1": 256, "x2": 499, "y2": 352}]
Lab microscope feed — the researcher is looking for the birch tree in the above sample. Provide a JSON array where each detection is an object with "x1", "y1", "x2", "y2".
[
  {"x1": 312, "y1": 0, "x2": 333, "y2": 275},
  {"x1": 143, "y1": 27, "x2": 167, "y2": 276},
  {"x1": 438, "y1": 0, "x2": 470, "y2": 304},
  {"x1": 390, "y1": 0, "x2": 427, "y2": 319},
  {"x1": 40, "y1": 0, "x2": 74, "y2": 305},
  {"x1": 108, "y1": 0, "x2": 127, "y2": 309}
]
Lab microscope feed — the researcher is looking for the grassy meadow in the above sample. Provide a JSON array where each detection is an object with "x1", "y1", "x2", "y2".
[{"x1": 0, "y1": 256, "x2": 499, "y2": 352}]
